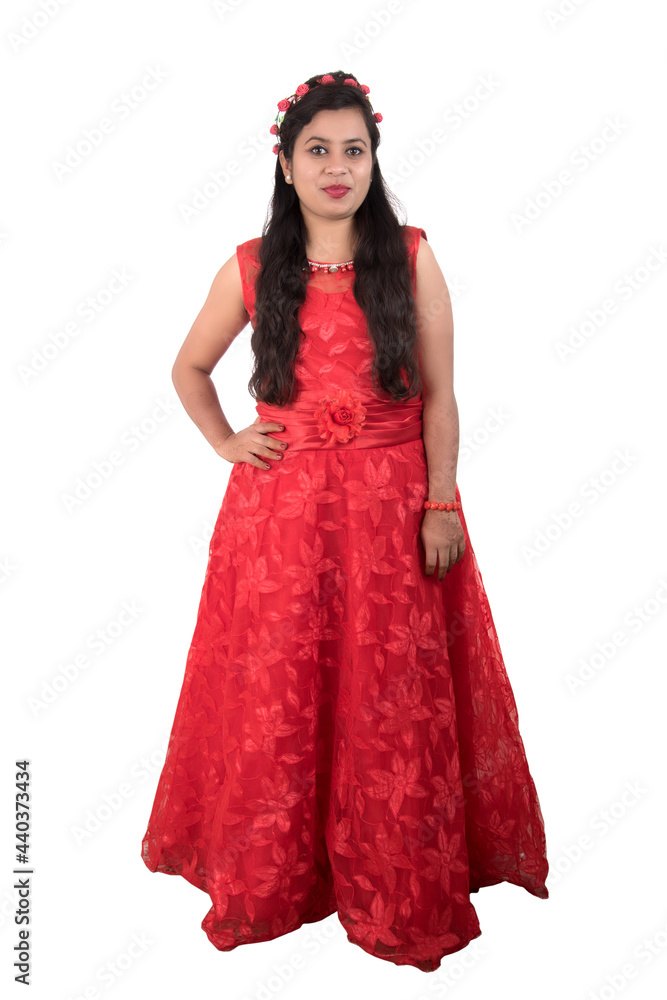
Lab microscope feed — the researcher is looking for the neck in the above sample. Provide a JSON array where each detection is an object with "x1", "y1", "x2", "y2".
[
  {"x1": 307, "y1": 249, "x2": 355, "y2": 263},
  {"x1": 303, "y1": 216, "x2": 357, "y2": 263}
]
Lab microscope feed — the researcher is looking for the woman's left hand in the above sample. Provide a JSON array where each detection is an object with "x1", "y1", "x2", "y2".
[{"x1": 420, "y1": 511, "x2": 466, "y2": 580}]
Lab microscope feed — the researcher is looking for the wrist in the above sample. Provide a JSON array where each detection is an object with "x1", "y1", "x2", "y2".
[
  {"x1": 423, "y1": 498, "x2": 461, "y2": 512},
  {"x1": 214, "y1": 432, "x2": 234, "y2": 456}
]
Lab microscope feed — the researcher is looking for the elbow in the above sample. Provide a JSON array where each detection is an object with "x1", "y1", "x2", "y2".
[
  {"x1": 171, "y1": 358, "x2": 189, "y2": 393},
  {"x1": 171, "y1": 359, "x2": 211, "y2": 388},
  {"x1": 421, "y1": 385, "x2": 456, "y2": 406}
]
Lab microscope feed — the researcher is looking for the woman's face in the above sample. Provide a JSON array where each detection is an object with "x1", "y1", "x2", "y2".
[{"x1": 280, "y1": 108, "x2": 373, "y2": 224}]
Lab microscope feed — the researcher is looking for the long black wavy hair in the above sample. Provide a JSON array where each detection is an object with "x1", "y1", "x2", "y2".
[{"x1": 248, "y1": 69, "x2": 422, "y2": 407}]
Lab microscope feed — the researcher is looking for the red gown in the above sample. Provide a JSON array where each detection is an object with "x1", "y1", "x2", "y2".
[{"x1": 140, "y1": 225, "x2": 549, "y2": 972}]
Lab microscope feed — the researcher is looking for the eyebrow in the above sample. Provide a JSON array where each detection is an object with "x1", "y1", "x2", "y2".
[{"x1": 304, "y1": 136, "x2": 368, "y2": 146}]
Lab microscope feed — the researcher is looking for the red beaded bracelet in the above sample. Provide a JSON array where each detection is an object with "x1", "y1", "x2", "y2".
[{"x1": 423, "y1": 500, "x2": 461, "y2": 511}]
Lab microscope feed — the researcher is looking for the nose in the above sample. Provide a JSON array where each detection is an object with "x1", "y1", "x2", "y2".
[{"x1": 325, "y1": 156, "x2": 349, "y2": 176}]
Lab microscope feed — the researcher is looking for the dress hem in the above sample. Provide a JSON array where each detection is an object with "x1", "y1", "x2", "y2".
[{"x1": 141, "y1": 850, "x2": 547, "y2": 973}]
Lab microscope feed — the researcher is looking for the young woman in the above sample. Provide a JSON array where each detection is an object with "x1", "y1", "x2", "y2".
[{"x1": 141, "y1": 70, "x2": 549, "y2": 973}]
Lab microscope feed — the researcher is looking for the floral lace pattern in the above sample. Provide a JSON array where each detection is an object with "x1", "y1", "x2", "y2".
[{"x1": 140, "y1": 226, "x2": 549, "y2": 973}]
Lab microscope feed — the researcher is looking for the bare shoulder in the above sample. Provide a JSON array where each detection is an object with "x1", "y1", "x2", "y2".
[
  {"x1": 415, "y1": 233, "x2": 452, "y2": 311},
  {"x1": 412, "y1": 234, "x2": 454, "y2": 396},
  {"x1": 414, "y1": 229, "x2": 438, "y2": 273},
  {"x1": 209, "y1": 248, "x2": 248, "y2": 316},
  {"x1": 171, "y1": 249, "x2": 250, "y2": 377}
]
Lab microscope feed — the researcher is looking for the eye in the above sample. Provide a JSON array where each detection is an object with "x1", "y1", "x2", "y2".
[{"x1": 309, "y1": 145, "x2": 364, "y2": 156}]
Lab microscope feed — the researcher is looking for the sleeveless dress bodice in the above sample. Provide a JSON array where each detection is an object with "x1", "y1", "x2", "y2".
[{"x1": 235, "y1": 226, "x2": 427, "y2": 451}]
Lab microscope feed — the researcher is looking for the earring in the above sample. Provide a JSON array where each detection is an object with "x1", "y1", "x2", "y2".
[{"x1": 286, "y1": 174, "x2": 291, "y2": 181}]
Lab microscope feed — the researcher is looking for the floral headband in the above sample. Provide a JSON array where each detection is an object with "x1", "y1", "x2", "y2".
[{"x1": 270, "y1": 74, "x2": 383, "y2": 155}]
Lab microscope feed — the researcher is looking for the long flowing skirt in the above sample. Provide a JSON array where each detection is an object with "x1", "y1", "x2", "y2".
[{"x1": 141, "y1": 420, "x2": 549, "y2": 973}]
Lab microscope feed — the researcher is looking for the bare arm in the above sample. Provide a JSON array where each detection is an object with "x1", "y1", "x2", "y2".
[
  {"x1": 414, "y1": 235, "x2": 464, "y2": 577},
  {"x1": 414, "y1": 236, "x2": 459, "y2": 501},
  {"x1": 171, "y1": 252, "x2": 249, "y2": 455}
]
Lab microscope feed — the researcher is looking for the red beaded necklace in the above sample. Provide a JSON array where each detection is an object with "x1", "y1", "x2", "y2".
[{"x1": 303, "y1": 258, "x2": 355, "y2": 274}]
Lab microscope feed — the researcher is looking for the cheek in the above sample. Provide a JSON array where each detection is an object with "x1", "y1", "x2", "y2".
[
  {"x1": 354, "y1": 159, "x2": 372, "y2": 177},
  {"x1": 299, "y1": 164, "x2": 320, "y2": 184}
]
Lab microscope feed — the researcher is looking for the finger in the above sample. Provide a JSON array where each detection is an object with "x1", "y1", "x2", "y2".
[
  {"x1": 255, "y1": 439, "x2": 285, "y2": 458},
  {"x1": 256, "y1": 427, "x2": 288, "y2": 450},
  {"x1": 432, "y1": 545, "x2": 444, "y2": 580},
  {"x1": 448, "y1": 546, "x2": 458, "y2": 574},
  {"x1": 248, "y1": 450, "x2": 272, "y2": 470},
  {"x1": 423, "y1": 549, "x2": 437, "y2": 576},
  {"x1": 262, "y1": 437, "x2": 288, "y2": 452},
  {"x1": 439, "y1": 546, "x2": 455, "y2": 579}
]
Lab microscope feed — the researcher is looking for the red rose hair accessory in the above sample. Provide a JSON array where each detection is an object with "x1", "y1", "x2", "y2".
[
  {"x1": 271, "y1": 75, "x2": 382, "y2": 154},
  {"x1": 314, "y1": 389, "x2": 367, "y2": 444}
]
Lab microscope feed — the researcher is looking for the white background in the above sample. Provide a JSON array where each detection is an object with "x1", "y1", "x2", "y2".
[{"x1": 2, "y1": 1, "x2": 666, "y2": 998}]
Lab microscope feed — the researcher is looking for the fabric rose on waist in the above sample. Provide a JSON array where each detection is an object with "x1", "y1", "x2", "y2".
[{"x1": 314, "y1": 389, "x2": 367, "y2": 444}]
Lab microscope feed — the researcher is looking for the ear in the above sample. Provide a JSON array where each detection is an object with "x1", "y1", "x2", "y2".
[{"x1": 278, "y1": 150, "x2": 291, "y2": 177}]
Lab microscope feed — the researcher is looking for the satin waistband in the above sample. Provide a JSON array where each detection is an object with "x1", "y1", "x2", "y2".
[{"x1": 256, "y1": 389, "x2": 424, "y2": 452}]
